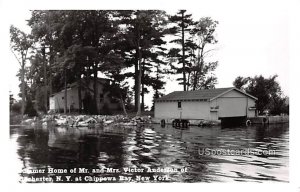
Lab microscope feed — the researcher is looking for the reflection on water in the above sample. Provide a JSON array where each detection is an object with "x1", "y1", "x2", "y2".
[{"x1": 9, "y1": 123, "x2": 289, "y2": 183}]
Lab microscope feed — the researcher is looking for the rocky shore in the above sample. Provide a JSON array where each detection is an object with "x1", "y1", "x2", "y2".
[{"x1": 19, "y1": 114, "x2": 152, "y2": 128}]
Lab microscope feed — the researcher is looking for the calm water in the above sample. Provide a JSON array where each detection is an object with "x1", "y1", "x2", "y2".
[{"x1": 9, "y1": 122, "x2": 289, "y2": 183}]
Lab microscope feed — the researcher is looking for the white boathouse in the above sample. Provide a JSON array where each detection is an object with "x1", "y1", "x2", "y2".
[{"x1": 154, "y1": 87, "x2": 257, "y2": 124}]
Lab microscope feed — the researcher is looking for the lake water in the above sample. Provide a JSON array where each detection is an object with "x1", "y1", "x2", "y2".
[{"x1": 9, "y1": 123, "x2": 289, "y2": 183}]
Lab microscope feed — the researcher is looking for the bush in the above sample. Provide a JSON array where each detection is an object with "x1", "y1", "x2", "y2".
[{"x1": 11, "y1": 102, "x2": 22, "y2": 114}]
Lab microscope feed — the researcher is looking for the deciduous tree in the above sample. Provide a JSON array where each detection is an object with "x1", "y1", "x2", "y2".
[
  {"x1": 233, "y1": 75, "x2": 288, "y2": 115},
  {"x1": 10, "y1": 25, "x2": 33, "y2": 116}
]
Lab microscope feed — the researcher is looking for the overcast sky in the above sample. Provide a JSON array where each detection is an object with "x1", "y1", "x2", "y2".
[{"x1": 2, "y1": 0, "x2": 292, "y2": 108}]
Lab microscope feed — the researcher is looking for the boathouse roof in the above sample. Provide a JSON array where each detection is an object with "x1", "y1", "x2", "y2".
[{"x1": 155, "y1": 87, "x2": 257, "y2": 102}]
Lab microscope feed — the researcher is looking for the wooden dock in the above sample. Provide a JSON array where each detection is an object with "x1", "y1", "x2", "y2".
[{"x1": 249, "y1": 116, "x2": 289, "y2": 124}]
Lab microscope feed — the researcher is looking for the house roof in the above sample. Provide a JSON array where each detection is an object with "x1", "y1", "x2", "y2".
[
  {"x1": 50, "y1": 77, "x2": 111, "y2": 96},
  {"x1": 68, "y1": 78, "x2": 110, "y2": 88},
  {"x1": 155, "y1": 87, "x2": 257, "y2": 102}
]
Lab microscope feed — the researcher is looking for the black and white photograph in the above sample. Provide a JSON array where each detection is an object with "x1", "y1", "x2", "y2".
[{"x1": 1, "y1": 0, "x2": 299, "y2": 191}]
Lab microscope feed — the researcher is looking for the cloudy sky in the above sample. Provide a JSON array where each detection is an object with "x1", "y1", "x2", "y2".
[{"x1": 1, "y1": 0, "x2": 293, "y2": 108}]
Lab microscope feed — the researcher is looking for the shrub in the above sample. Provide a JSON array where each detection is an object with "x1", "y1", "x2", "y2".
[{"x1": 11, "y1": 101, "x2": 22, "y2": 114}]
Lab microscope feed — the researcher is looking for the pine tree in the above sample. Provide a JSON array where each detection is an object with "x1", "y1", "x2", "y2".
[
  {"x1": 116, "y1": 10, "x2": 168, "y2": 115},
  {"x1": 168, "y1": 10, "x2": 196, "y2": 91}
]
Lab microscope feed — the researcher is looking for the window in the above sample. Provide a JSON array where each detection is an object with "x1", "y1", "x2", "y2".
[
  {"x1": 178, "y1": 101, "x2": 181, "y2": 108},
  {"x1": 62, "y1": 97, "x2": 64, "y2": 100}
]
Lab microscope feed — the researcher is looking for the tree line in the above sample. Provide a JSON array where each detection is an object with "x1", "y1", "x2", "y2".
[
  {"x1": 233, "y1": 75, "x2": 289, "y2": 115},
  {"x1": 10, "y1": 10, "x2": 219, "y2": 116}
]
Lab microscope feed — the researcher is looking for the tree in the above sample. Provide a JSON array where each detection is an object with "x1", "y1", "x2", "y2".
[
  {"x1": 150, "y1": 66, "x2": 166, "y2": 111},
  {"x1": 117, "y1": 10, "x2": 168, "y2": 115},
  {"x1": 233, "y1": 75, "x2": 288, "y2": 115},
  {"x1": 28, "y1": 11, "x2": 65, "y2": 111},
  {"x1": 28, "y1": 10, "x2": 119, "y2": 114},
  {"x1": 270, "y1": 95, "x2": 289, "y2": 115},
  {"x1": 233, "y1": 76, "x2": 250, "y2": 90},
  {"x1": 65, "y1": 10, "x2": 119, "y2": 114},
  {"x1": 23, "y1": 10, "x2": 220, "y2": 115},
  {"x1": 140, "y1": 12, "x2": 168, "y2": 111},
  {"x1": 10, "y1": 25, "x2": 33, "y2": 116},
  {"x1": 167, "y1": 15, "x2": 219, "y2": 91},
  {"x1": 53, "y1": 46, "x2": 78, "y2": 114},
  {"x1": 189, "y1": 17, "x2": 219, "y2": 90},
  {"x1": 168, "y1": 10, "x2": 195, "y2": 91},
  {"x1": 26, "y1": 51, "x2": 47, "y2": 113},
  {"x1": 150, "y1": 52, "x2": 167, "y2": 111},
  {"x1": 101, "y1": 36, "x2": 128, "y2": 115}
]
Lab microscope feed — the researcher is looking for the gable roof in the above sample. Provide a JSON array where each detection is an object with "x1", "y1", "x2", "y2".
[
  {"x1": 155, "y1": 87, "x2": 257, "y2": 102},
  {"x1": 51, "y1": 78, "x2": 111, "y2": 96},
  {"x1": 68, "y1": 78, "x2": 110, "y2": 88}
]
